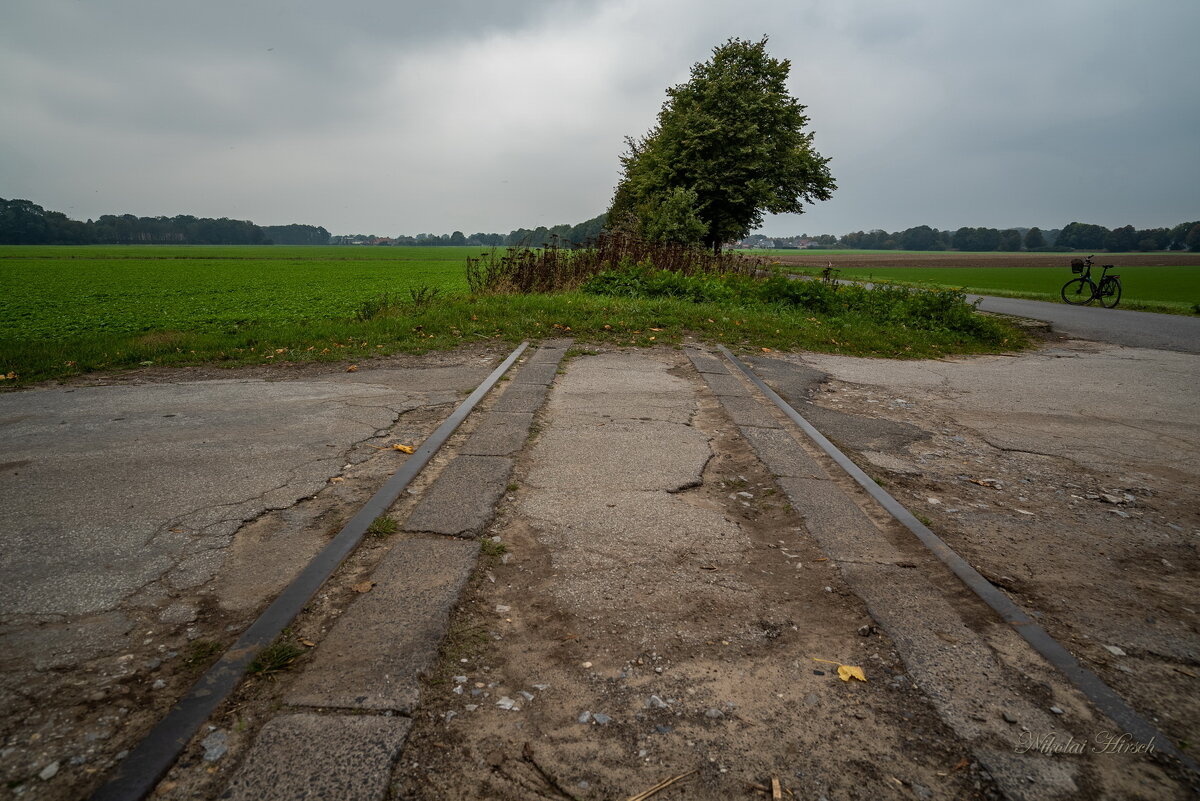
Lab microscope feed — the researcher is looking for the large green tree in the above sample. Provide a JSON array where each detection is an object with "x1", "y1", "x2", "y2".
[{"x1": 608, "y1": 37, "x2": 835, "y2": 254}]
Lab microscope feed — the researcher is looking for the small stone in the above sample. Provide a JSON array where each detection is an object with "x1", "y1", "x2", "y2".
[
  {"x1": 152, "y1": 679, "x2": 167, "y2": 690},
  {"x1": 1002, "y1": 711, "x2": 1017, "y2": 724},
  {"x1": 39, "y1": 761, "x2": 60, "y2": 781},
  {"x1": 647, "y1": 695, "x2": 669, "y2": 709},
  {"x1": 592, "y1": 713, "x2": 612, "y2": 725},
  {"x1": 1049, "y1": 706, "x2": 1064, "y2": 715},
  {"x1": 201, "y1": 730, "x2": 228, "y2": 762},
  {"x1": 519, "y1": 691, "x2": 535, "y2": 701},
  {"x1": 532, "y1": 683, "x2": 550, "y2": 691},
  {"x1": 857, "y1": 625, "x2": 874, "y2": 637},
  {"x1": 464, "y1": 704, "x2": 478, "y2": 711},
  {"x1": 1103, "y1": 645, "x2": 1127, "y2": 656},
  {"x1": 578, "y1": 711, "x2": 592, "y2": 724},
  {"x1": 1099, "y1": 493, "x2": 1124, "y2": 505},
  {"x1": 912, "y1": 783, "x2": 933, "y2": 800},
  {"x1": 581, "y1": 661, "x2": 592, "y2": 669},
  {"x1": 454, "y1": 675, "x2": 468, "y2": 683},
  {"x1": 813, "y1": 670, "x2": 825, "y2": 676},
  {"x1": 496, "y1": 696, "x2": 520, "y2": 711},
  {"x1": 704, "y1": 708, "x2": 724, "y2": 719},
  {"x1": 495, "y1": 605, "x2": 511, "y2": 613}
]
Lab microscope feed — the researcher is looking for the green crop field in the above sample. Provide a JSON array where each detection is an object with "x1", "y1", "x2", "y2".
[
  {"x1": 0, "y1": 245, "x2": 474, "y2": 341},
  {"x1": 822, "y1": 266, "x2": 1200, "y2": 313},
  {"x1": 0, "y1": 244, "x2": 1036, "y2": 384}
]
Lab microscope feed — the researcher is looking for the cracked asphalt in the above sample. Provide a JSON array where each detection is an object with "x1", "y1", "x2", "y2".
[{"x1": 0, "y1": 357, "x2": 498, "y2": 795}]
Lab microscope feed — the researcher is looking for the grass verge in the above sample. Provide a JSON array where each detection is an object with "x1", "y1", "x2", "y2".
[{"x1": 0, "y1": 289, "x2": 1028, "y2": 385}]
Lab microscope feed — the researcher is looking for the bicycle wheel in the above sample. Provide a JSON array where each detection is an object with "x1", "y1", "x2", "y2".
[
  {"x1": 1061, "y1": 277, "x2": 1096, "y2": 305},
  {"x1": 1099, "y1": 277, "x2": 1121, "y2": 308}
]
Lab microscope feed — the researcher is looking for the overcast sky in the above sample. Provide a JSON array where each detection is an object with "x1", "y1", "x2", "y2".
[{"x1": 2, "y1": 0, "x2": 1197, "y2": 237}]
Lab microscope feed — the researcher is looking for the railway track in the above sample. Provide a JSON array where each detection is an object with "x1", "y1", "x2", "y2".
[{"x1": 84, "y1": 342, "x2": 1194, "y2": 800}]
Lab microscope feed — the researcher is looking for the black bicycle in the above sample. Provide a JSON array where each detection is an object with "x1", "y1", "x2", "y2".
[{"x1": 1061, "y1": 256, "x2": 1122, "y2": 308}]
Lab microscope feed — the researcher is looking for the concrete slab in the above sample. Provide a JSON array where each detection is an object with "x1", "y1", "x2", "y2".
[
  {"x1": 520, "y1": 489, "x2": 744, "y2": 558},
  {"x1": 511, "y1": 361, "x2": 559, "y2": 386},
  {"x1": 220, "y1": 713, "x2": 412, "y2": 801},
  {"x1": 524, "y1": 419, "x2": 709, "y2": 493},
  {"x1": 285, "y1": 537, "x2": 478, "y2": 712},
  {"x1": 712, "y1": 395, "x2": 779, "y2": 428},
  {"x1": 490, "y1": 382, "x2": 548, "y2": 413},
  {"x1": 527, "y1": 338, "x2": 574, "y2": 363},
  {"x1": 459, "y1": 412, "x2": 534, "y2": 457},
  {"x1": 700, "y1": 371, "x2": 750, "y2": 397},
  {"x1": 775, "y1": 476, "x2": 906, "y2": 563},
  {"x1": 403, "y1": 455, "x2": 514, "y2": 536},
  {"x1": 685, "y1": 349, "x2": 730, "y2": 375},
  {"x1": 739, "y1": 426, "x2": 826, "y2": 478}
]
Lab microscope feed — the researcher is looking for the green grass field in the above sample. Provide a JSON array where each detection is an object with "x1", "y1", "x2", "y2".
[
  {"x1": 0, "y1": 245, "x2": 1031, "y2": 384},
  {"x1": 0, "y1": 245, "x2": 474, "y2": 341},
  {"x1": 788, "y1": 265, "x2": 1200, "y2": 314}
]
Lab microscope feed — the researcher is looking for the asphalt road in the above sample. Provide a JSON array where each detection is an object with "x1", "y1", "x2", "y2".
[{"x1": 971, "y1": 294, "x2": 1200, "y2": 353}]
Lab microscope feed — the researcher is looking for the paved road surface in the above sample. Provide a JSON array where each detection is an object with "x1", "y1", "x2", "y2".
[{"x1": 972, "y1": 294, "x2": 1200, "y2": 353}]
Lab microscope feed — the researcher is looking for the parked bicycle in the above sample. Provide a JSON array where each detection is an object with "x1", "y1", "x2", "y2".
[{"x1": 1061, "y1": 256, "x2": 1121, "y2": 308}]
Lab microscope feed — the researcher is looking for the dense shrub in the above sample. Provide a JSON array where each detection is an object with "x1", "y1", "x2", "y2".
[{"x1": 583, "y1": 265, "x2": 1004, "y2": 341}]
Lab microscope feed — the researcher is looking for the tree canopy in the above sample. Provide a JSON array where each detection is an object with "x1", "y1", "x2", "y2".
[{"x1": 608, "y1": 37, "x2": 835, "y2": 253}]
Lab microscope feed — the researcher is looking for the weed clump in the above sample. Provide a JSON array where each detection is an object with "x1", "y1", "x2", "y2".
[
  {"x1": 247, "y1": 640, "x2": 305, "y2": 677},
  {"x1": 367, "y1": 515, "x2": 399, "y2": 538}
]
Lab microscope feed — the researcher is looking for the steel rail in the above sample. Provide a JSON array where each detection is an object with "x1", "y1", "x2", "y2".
[
  {"x1": 718, "y1": 344, "x2": 1197, "y2": 774},
  {"x1": 89, "y1": 342, "x2": 530, "y2": 801}
]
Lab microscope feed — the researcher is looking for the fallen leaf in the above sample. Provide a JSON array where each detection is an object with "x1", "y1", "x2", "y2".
[
  {"x1": 392, "y1": 443, "x2": 415, "y2": 454},
  {"x1": 837, "y1": 664, "x2": 867, "y2": 682},
  {"x1": 352, "y1": 580, "x2": 376, "y2": 593},
  {"x1": 813, "y1": 658, "x2": 866, "y2": 682},
  {"x1": 761, "y1": 347, "x2": 772, "y2": 352},
  {"x1": 346, "y1": 364, "x2": 358, "y2": 372},
  {"x1": 330, "y1": 476, "x2": 345, "y2": 483},
  {"x1": 300, "y1": 639, "x2": 317, "y2": 647}
]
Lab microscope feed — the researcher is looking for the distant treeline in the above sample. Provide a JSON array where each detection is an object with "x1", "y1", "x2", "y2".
[
  {"x1": 332, "y1": 214, "x2": 608, "y2": 248},
  {"x1": 0, "y1": 198, "x2": 330, "y2": 245},
  {"x1": 5, "y1": 197, "x2": 1197, "y2": 253},
  {"x1": 741, "y1": 221, "x2": 1200, "y2": 252}
]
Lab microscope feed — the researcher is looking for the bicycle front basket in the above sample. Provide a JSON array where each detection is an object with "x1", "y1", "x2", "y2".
[{"x1": 1070, "y1": 258, "x2": 1085, "y2": 273}]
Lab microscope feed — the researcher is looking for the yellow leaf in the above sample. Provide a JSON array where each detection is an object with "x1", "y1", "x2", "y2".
[
  {"x1": 346, "y1": 364, "x2": 358, "y2": 372},
  {"x1": 352, "y1": 580, "x2": 376, "y2": 593},
  {"x1": 392, "y1": 443, "x2": 415, "y2": 454},
  {"x1": 838, "y1": 664, "x2": 867, "y2": 682},
  {"x1": 330, "y1": 477, "x2": 345, "y2": 483},
  {"x1": 761, "y1": 347, "x2": 772, "y2": 352},
  {"x1": 813, "y1": 657, "x2": 867, "y2": 682},
  {"x1": 300, "y1": 639, "x2": 317, "y2": 647}
]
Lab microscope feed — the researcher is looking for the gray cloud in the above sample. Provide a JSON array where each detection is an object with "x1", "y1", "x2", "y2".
[{"x1": 1, "y1": 0, "x2": 1196, "y2": 236}]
